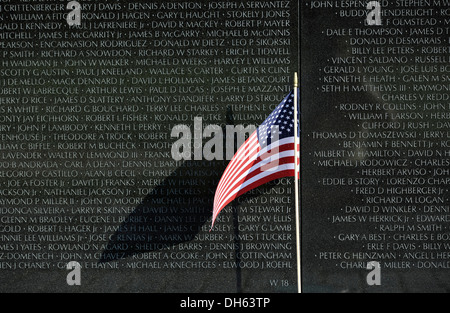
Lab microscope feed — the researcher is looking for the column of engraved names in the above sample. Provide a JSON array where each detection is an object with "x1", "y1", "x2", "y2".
[
  {"x1": 124, "y1": 0, "x2": 298, "y2": 272},
  {"x1": 0, "y1": 2, "x2": 84, "y2": 270},
  {"x1": 207, "y1": 0, "x2": 295, "y2": 272},
  {"x1": 308, "y1": 0, "x2": 450, "y2": 271},
  {"x1": 120, "y1": 1, "x2": 227, "y2": 271}
]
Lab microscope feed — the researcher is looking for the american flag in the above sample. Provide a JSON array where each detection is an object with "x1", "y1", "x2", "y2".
[{"x1": 211, "y1": 90, "x2": 300, "y2": 228}]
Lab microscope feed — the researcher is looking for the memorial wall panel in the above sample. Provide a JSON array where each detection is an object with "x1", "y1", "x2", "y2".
[
  {"x1": 0, "y1": 0, "x2": 448, "y2": 294},
  {"x1": 302, "y1": 0, "x2": 449, "y2": 292},
  {"x1": 0, "y1": 0, "x2": 299, "y2": 293}
]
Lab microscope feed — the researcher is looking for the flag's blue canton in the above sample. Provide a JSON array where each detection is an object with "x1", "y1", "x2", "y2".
[{"x1": 257, "y1": 90, "x2": 299, "y2": 149}]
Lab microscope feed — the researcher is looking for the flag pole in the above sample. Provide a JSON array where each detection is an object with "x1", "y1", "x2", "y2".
[{"x1": 293, "y1": 72, "x2": 301, "y2": 293}]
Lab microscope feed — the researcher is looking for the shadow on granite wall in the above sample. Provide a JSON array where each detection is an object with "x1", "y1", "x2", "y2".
[{"x1": 98, "y1": 158, "x2": 222, "y2": 263}]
